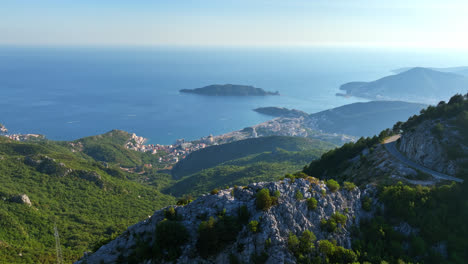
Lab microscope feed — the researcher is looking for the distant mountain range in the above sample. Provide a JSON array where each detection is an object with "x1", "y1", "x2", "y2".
[
  {"x1": 339, "y1": 67, "x2": 468, "y2": 104},
  {"x1": 392, "y1": 66, "x2": 468, "y2": 76},
  {"x1": 180, "y1": 84, "x2": 279, "y2": 96}
]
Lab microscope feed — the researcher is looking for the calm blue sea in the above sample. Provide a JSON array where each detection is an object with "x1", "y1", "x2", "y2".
[{"x1": 1, "y1": 46, "x2": 467, "y2": 144}]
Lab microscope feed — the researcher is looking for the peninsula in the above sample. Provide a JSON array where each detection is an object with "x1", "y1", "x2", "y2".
[
  {"x1": 180, "y1": 84, "x2": 279, "y2": 96},
  {"x1": 253, "y1": 106, "x2": 308, "y2": 118},
  {"x1": 338, "y1": 67, "x2": 468, "y2": 104}
]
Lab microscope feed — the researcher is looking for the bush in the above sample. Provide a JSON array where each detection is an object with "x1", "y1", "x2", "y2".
[
  {"x1": 288, "y1": 232, "x2": 300, "y2": 253},
  {"x1": 431, "y1": 123, "x2": 444, "y2": 139},
  {"x1": 154, "y1": 219, "x2": 189, "y2": 261},
  {"x1": 295, "y1": 190, "x2": 304, "y2": 200},
  {"x1": 176, "y1": 195, "x2": 193, "y2": 206},
  {"x1": 306, "y1": 197, "x2": 318, "y2": 210},
  {"x1": 343, "y1": 181, "x2": 356, "y2": 191},
  {"x1": 318, "y1": 240, "x2": 357, "y2": 263},
  {"x1": 288, "y1": 230, "x2": 316, "y2": 260},
  {"x1": 196, "y1": 215, "x2": 241, "y2": 258},
  {"x1": 321, "y1": 213, "x2": 347, "y2": 232},
  {"x1": 256, "y1": 188, "x2": 273, "y2": 211},
  {"x1": 164, "y1": 207, "x2": 177, "y2": 221},
  {"x1": 211, "y1": 188, "x2": 219, "y2": 195},
  {"x1": 326, "y1": 179, "x2": 340, "y2": 192},
  {"x1": 248, "y1": 220, "x2": 259, "y2": 233},
  {"x1": 362, "y1": 196, "x2": 372, "y2": 211}
]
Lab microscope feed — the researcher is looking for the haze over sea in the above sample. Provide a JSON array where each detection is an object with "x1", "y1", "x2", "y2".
[{"x1": 1, "y1": 46, "x2": 467, "y2": 145}]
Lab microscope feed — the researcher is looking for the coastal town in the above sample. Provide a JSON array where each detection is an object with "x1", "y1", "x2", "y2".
[
  {"x1": 0, "y1": 116, "x2": 355, "y2": 169},
  {"x1": 125, "y1": 133, "x2": 217, "y2": 167}
]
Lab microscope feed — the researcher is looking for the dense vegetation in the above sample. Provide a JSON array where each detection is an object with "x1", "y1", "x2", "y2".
[
  {"x1": 180, "y1": 84, "x2": 279, "y2": 96},
  {"x1": 353, "y1": 182, "x2": 468, "y2": 263},
  {"x1": 172, "y1": 136, "x2": 334, "y2": 179},
  {"x1": 303, "y1": 128, "x2": 394, "y2": 178},
  {"x1": 396, "y1": 92, "x2": 468, "y2": 179},
  {"x1": 166, "y1": 147, "x2": 331, "y2": 197},
  {"x1": 0, "y1": 136, "x2": 175, "y2": 263}
]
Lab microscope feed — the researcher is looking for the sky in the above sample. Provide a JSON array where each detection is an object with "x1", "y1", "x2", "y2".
[{"x1": 1, "y1": 0, "x2": 468, "y2": 49}]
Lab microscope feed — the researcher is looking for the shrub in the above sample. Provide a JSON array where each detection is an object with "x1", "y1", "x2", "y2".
[
  {"x1": 295, "y1": 190, "x2": 304, "y2": 200},
  {"x1": 196, "y1": 215, "x2": 240, "y2": 258},
  {"x1": 326, "y1": 179, "x2": 340, "y2": 192},
  {"x1": 343, "y1": 181, "x2": 356, "y2": 191},
  {"x1": 288, "y1": 230, "x2": 316, "y2": 260},
  {"x1": 164, "y1": 207, "x2": 177, "y2": 221},
  {"x1": 318, "y1": 240, "x2": 357, "y2": 263},
  {"x1": 273, "y1": 190, "x2": 281, "y2": 198},
  {"x1": 211, "y1": 188, "x2": 219, "y2": 195},
  {"x1": 431, "y1": 123, "x2": 444, "y2": 139},
  {"x1": 176, "y1": 195, "x2": 193, "y2": 205},
  {"x1": 306, "y1": 197, "x2": 318, "y2": 210},
  {"x1": 154, "y1": 219, "x2": 189, "y2": 261},
  {"x1": 256, "y1": 188, "x2": 273, "y2": 211},
  {"x1": 321, "y1": 213, "x2": 347, "y2": 233},
  {"x1": 265, "y1": 238, "x2": 272, "y2": 249},
  {"x1": 299, "y1": 230, "x2": 316, "y2": 253},
  {"x1": 288, "y1": 232, "x2": 300, "y2": 253},
  {"x1": 248, "y1": 220, "x2": 259, "y2": 233},
  {"x1": 362, "y1": 196, "x2": 372, "y2": 211}
]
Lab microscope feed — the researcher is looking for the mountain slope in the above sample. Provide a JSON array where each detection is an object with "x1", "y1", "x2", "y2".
[
  {"x1": 77, "y1": 177, "x2": 364, "y2": 264},
  {"x1": 171, "y1": 136, "x2": 335, "y2": 179},
  {"x1": 308, "y1": 101, "x2": 427, "y2": 137},
  {"x1": 340, "y1": 67, "x2": 468, "y2": 104},
  {"x1": 76, "y1": 93, "x2": 468, "y2": 264},
  {"x1": 0, "y1": 136, "x2": 175, "y2": 263}
]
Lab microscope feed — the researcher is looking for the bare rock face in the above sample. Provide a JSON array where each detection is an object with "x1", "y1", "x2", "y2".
[
  {"x1": 10, "y1": 194, "x2": 32, "y2": 206},
  {"x1": 76, "y1": 178, "x2": 367, "y2": 264},
  {"x1": 398, "y1": 120, "x2": 458, "y2": 175}
]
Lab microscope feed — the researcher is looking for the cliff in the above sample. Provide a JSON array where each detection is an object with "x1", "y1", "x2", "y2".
[{"x1": 76, "y1": 178, "x2": 367, "y2": 263}]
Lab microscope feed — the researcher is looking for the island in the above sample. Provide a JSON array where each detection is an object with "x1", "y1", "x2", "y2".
[
  {"x1": 180, "y1": 84, "x2": 279, "y2": 96},
  {"x1": 253, "y1": 107, "x2": 308, "y2": 118}
]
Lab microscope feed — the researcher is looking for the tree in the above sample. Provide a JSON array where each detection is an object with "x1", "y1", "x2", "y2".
[
  {"x1": 256, "y1": 188, "x2": 272, "y2": 210},
  {"x1": 326, "y1": 179, "x2": 340, "y2": 192},
  {"x1": 306, "y1": 197, "x2": 318, "y2": 210}
]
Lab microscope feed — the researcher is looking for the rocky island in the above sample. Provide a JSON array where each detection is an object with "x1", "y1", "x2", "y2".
[{"x1": 180, "y1": 84, "x2": 279, "y2": 96}]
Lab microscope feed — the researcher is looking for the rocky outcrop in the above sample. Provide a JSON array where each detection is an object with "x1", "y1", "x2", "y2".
[
  {"x1": 24, "y1": 156, "x2": 104, "y2": 187},
  {"x1": 398, "y1": 120, "x2": 459, "y2": 175},
  {"x1": 9, "y1": 194, "x2": 32, "y2": 206},
  {"x1": 0, "y1": 123, "x2": 7, "y2": 134},
  {"x1": 76, "y1": 178, "x2": 367, "y2": 264},
  {"x1": 71, "y1": 170, "x2": 104, "y2": 188},
  {"x1": 24, "y1": 156, "x2": 73, "y2": 177}
]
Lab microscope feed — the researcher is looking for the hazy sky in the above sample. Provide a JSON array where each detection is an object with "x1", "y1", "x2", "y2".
[{"x1": 1, "y1": 0, "x2": 468, "y2": 49}]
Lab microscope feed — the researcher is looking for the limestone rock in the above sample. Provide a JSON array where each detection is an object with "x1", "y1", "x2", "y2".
[
  {"x1": 10, "y1": 194, "x2": 32, "y2": 206},
  {"x1": 76, "y1": 178, "x2": 369, "y2": 264}
]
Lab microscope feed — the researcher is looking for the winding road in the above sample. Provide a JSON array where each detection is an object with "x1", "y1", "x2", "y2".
[{"x1": 383, "y1": 135, "x2": 464, "y2": 183}]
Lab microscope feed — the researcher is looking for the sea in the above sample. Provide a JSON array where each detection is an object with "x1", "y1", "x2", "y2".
[{"x1": 1, "y1": 46, "x2": 468, "y2": 145}]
